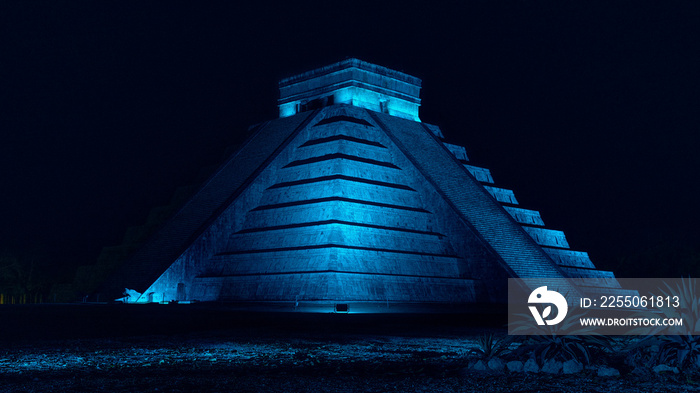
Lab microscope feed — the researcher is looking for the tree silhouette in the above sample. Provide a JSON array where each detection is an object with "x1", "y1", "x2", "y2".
[{"x1": 0, "y1": 248, "x2": 50, "y2": 304}]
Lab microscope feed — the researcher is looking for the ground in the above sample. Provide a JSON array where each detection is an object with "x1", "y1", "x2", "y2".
[{"x1": 2, "y1": 304, "x2": 700, "y2": 392}]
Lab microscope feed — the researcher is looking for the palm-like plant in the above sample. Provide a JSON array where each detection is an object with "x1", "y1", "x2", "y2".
[
  {"x1": 469, "y1": 333, "x2": 512, "y2": 360},
  {"x1": 509, "y1": 307, "x2": 611, "y2": 365},
  {"x1": 658, "y1": 334, "x2": 700, "y2": 369},
  {"x1": 629, "y1": 278, "x2": 700, "y2": 369},
  {"x1": 658, "y1": 277, "x2": 700, "y2": 334}
]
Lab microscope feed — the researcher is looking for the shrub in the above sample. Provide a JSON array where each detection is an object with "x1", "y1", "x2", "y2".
[
  {"x1": 515, "y1": 334, "x2": 610, "y2": 366},
  {"x1": 470, "y1": 333, "x2": 512, "y2": 360},
  {"x1": 658, "y1": 334, "x2": 700, "y2": 370}
]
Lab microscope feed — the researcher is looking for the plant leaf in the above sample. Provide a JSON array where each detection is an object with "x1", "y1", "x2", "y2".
[{"x1": 542, "y1": 306, "x2": 551, "y2": 319}]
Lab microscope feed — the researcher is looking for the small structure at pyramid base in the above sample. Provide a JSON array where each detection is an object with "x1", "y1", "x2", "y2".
[{"x1": 100, "y1": 59, "x2": 625, "y2": 313}]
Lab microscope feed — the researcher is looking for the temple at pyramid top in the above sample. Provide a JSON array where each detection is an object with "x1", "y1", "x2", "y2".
[{"x1": 278, "y1": 58, "x2": 422, "y2": 121}]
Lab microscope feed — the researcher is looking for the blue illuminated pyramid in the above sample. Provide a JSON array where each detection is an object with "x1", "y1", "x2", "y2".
[{"x1": 102, "y1": 59, "x2": 620, "y2": 311}]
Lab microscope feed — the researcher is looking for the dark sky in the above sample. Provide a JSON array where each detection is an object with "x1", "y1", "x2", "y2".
[{"x1": 2, "y1": 1, "x2": 699, "y2": 278}]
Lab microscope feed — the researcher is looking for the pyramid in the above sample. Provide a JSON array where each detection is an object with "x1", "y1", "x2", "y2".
[{"x1": 101, "y1": 59, "x2": 621, "y2": 311}]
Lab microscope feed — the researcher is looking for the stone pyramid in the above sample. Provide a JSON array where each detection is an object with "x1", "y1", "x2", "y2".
[{"x1": 101, "y1": 59, "x2": 621, "y2": 311}]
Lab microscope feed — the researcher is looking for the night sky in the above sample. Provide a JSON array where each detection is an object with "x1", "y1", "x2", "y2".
[{"x1": 2, "y1": 1, "x2": 699, "y2": 282}]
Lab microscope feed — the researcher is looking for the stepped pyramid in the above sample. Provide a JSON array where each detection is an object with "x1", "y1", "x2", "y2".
[{"x1": 100, "y1": 59, "x2": 621, "y2": 311}]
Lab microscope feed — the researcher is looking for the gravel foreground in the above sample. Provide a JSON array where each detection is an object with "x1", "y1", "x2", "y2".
[
  {"x1": 2, "y1": 305, "x2": 700, "y2": 392},
  {"x1": 3, "y1": 332, "x2": 700, "y2": 393}
]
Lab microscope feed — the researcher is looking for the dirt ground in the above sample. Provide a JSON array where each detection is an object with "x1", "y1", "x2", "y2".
[{"x1": 1, "y1": 305, "x2": 700, "y2": 392}]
